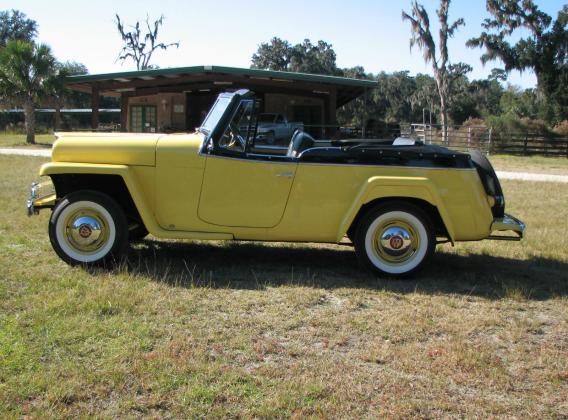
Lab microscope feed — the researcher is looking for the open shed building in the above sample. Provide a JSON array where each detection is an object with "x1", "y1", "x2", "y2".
[{"x1": 65, "y1": 65, "x2": 377, "y2": 137}]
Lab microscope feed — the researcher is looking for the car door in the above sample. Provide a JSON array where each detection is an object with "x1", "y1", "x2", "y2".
[{"x1": 198, "y1": 153, "x2": 297, "y2": 228}]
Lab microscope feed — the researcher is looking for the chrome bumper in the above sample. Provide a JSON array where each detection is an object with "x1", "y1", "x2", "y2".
[
  {"x1": 488, "y1": 213, "x2": 525, "y2": 241},
  {"x1": 26, "y1": 198, "x2": 36, "y2": 216},
  {"x1": 26, "y1": 181, "x2": 56, "y2": 216},
  {"x1": 27, "y1": 182, "x2": 40, "y2": 216}
]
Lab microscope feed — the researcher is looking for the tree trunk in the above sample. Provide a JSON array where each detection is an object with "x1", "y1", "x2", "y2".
[
  {"x1": 24, "y1": 100, "x2": 36, "y2": 145},
  {"x1": 435, "y1": 74, "x2": 449, "y2": 144},
  {"x1": 440, "y1": 98, "x2": 448, "y2": 145}
]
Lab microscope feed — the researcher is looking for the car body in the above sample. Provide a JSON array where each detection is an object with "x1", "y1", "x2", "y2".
[
  {"x1": 256, "y1": 113, "x2": 303, "y2": 144},
  {"x1": 27, "y1": 90, "x2": 525, "y2": 276}
]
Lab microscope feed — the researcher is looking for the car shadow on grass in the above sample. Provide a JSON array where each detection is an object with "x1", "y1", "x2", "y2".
[{"x1": 119, "y1": 239, "x2": 568, "y2": 300}]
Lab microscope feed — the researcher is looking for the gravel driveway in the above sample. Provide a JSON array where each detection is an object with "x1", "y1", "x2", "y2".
[{"x1": 0, "y1": 148, "x2": 52, "y2": 157}]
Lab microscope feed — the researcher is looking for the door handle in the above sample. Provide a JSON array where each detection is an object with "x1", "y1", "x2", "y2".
[{"x1": 275, "y1": 172, "x2": 294, "y2": 178}]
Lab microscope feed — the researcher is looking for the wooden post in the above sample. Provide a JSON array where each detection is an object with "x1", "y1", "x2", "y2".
[
  {"x1": 325, "y1": 88, "x2": 337, "y2": 139},
  {"x1": 524, "y1": 134, "x2": 528, "y2": 156},
  {"x1": 120, "y1": 93, "x2": 129, "y2": 132},
  {"x1": 91, "y1": 85, "x2": 100, "y2": 130}
]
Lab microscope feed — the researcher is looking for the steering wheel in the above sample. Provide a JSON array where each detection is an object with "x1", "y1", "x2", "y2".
[{"x1": 227, "y1": 122, "x2": 246, "y2": 151}]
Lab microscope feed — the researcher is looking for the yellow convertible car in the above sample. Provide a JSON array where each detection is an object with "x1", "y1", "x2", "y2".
[{"x1": 27, "y1": 90, "x2": 524, "y2": 276}]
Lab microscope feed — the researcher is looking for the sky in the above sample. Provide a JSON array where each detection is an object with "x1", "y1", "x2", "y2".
[{"x1": 6, "y1": 0, "x2": 566, "y2": 88}]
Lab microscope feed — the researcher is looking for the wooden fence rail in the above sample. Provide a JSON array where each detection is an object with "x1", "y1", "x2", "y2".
[{"x1": 406, "y1": 124, "x2": 568, "y2": 158}]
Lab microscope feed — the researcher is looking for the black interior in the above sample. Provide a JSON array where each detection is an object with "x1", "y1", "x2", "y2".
[
  {"x1": 206, "y1": 91, "x2": 478, "y2": 171},
  {"x1": 286, "y1": 130, "x2": 316, "y2": 158}
]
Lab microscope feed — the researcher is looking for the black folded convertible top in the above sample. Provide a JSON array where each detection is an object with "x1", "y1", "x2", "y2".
[{"x1": 299, "y1": 140, "x2": 473, "y2": 169}]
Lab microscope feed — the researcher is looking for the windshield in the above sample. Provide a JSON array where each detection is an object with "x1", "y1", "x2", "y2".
[
  {"x1": 217, "y1": 100, "x2": 255, "y2": 153},
  {"x1": 200, "y1": 96, "x2": 232, "y2": 133}
]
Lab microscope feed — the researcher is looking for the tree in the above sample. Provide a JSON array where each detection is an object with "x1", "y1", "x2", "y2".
[
  {"x1": 411, "y1": 73, "x2": 439, "y2": 122},
  {"x1": 0, "y1": 40, "x2": 58, "y2": 143},
  {"x1": 467, "y1": 78, "x2": 504, "y2": 118},
  {"x1": 467, "y1": 1, "x2": 568, "y2": 122},
  {"x1": 402, "y1": 0, "x2": 465, "y2": 140},
  {"x1": 251, "y1": 37, "x2": 292, "y2": 71},
  {"x1": 49, "y1": 61, "x2": 88, "y2": 129},
  {"x1": 115, "y1": 14, "x2": 179, "y2": 70},
  {"x1": 488, "y1": 68, "x2": 507, "y2": 82},
  {"x1": 378, "y1": 71, "x2": 417, "y2": 122},
  {"x1": 0, "y1": 9, "x2": 37, "y2": 47},
  {"x1": 338, "y1": 67, "x2": 374, "y2": 127},
  {"x1": 251, "y1": 37, "x2": 339, "y2": 75},
  {"x1": 289, "y1": 39, "x2": 339, "y2": 75},
  {"x1": 499, "y1": 85, "x2": 540, "y2": 119}
]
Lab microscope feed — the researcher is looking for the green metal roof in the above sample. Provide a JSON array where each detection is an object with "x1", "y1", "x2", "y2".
[{"x1": 66, "y1": 65, "x2": 377, "y2": 88}]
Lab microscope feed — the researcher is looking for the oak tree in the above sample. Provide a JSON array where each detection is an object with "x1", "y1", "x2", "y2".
[{"x1": 467, "y1": 1, "x2": 568, "y2": 122}]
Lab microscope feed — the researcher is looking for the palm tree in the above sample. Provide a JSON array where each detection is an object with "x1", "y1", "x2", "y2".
[
  {"x1": 402, "y1": 0, "x2": 464, "y2": 143},
  {"x1": 0, "y1": 40, "x2": 58, "y2": 144}
]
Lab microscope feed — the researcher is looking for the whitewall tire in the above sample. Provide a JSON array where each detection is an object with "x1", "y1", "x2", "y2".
[
  {"x1": 49, "y1": 191, "x2": 128, "y2": 266},
  {"x1": 354, "y1": 202, "x2": 435, "y2": 277}
]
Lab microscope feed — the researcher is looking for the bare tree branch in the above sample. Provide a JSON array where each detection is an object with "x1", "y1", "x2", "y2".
[{"x1": 115, "y1": 14, "x2": 179, "y2": 70}]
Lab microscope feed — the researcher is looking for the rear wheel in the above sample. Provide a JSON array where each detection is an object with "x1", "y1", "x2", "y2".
[
  {"x1": 49, "y1": 191, "x2": 128, "y2": 266},
  {"x1": 354, "y1": 202, "x2": 435, "y2": 277}
]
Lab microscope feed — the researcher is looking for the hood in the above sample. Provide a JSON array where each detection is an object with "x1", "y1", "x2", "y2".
[{"x1": 51, "y1": 132, "x2": 162, "y2": 166}]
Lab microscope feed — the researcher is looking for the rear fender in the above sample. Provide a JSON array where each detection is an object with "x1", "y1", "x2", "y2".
[{"x1": 336, "y1": 176, "x2": 456, "y2": 243}]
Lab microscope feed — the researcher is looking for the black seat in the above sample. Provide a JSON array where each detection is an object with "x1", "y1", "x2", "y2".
[{"x1": 286, "y1": 130, "x2": 315, "y2": 158}]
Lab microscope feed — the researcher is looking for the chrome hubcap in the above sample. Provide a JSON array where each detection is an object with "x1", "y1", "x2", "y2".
[
  {"x1": 373, "y1": 220, "x2": 420, "y2": 265},
  {"x1": 64, "y1": 210, "x2": 109, "y2": 255}
]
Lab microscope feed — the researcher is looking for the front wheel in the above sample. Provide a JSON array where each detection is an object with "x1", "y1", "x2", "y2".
[
  {"x1": 49, "y1": 191, "x2": 128, "y2": 266},
  {"x1": 354, "y1": 202, "x2": 435, "y2": 277}
]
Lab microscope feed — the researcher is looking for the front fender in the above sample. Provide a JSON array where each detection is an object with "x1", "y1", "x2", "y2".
[
  {"x1": 336, "y1": 176, "x2": 456, "y2": 243},
  {"x1": 38, "y1": 162, "x2": 232, "y2": 241},
  {"x1": 40, "y1": 162, "x2": 155, "y2": 230}
]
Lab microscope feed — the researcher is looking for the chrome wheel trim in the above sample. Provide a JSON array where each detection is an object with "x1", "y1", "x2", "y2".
[
  {"x1": 374, "y1": 221, "x2": 420, "y2": 264},
  {"x1": 364, "y1": 211, "x2": 428, "y2": 274},
  {"x1": 55, "y1": 201, "x2": 116, "y2": 263},
  {"x1": 65, "y1": 213, "x2": 107, "y2": 252}
]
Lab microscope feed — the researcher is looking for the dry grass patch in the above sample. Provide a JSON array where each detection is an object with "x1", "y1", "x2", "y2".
[{"x1": 0, "y1": 155, "x2": 567, "y2": 417}]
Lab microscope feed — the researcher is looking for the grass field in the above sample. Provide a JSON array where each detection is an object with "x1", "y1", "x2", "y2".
[
  {"x1": 0, "y1": 133, "x2": 55, "y2": 148},
  {"x1": 1, "y1": 156, "x2": 567, "y2": 417},
  {"x1": 490, "y1": 154, "x2": 568, "y2": 175}
]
